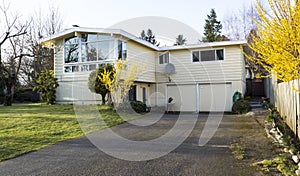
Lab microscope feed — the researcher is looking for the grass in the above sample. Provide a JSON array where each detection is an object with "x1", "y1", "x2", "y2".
[
  {"x1": 0, "y1": 104, "x2": 139, "y2": 161},
  {"x1": 252, "y1": 155, "x2": 298, "y2": 176},
  {"x1": 230, "y1": 143, "x2": 246, "y2": 160}
]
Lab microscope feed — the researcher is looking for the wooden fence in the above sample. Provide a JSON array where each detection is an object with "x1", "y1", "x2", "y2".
[{"x1": 271, "y1": 78, "x2": 300, "y2": 138}]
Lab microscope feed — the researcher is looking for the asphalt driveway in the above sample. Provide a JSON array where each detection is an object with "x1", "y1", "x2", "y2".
[{"x1": 0, "y1": 111, "x2": 273, "y2": 176}]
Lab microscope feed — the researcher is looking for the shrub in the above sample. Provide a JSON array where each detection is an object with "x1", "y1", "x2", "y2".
[
  {"x1": 33, "y1": 70, "x2": 59, "y2": 105},
  {"x1": 130, "y1": 101, "x2": 147, "y2": 113},
  {"x1": 117, "y1": 100, "x2": 147, "y2": 114},
  {"x1": 14, "y1": 89, "x2": 40, "y2": 103},
  {"x1": 232, "y1": 99, "x2": 251, "y2": 114}
]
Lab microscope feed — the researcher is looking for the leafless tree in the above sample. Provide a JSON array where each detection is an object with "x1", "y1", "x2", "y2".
[
  {"x1": 20, "y1": 3, "x2": 64, "y2": 87},
  {"x1": 223, "y1": 4, "x2": 259, "y2": 40},
  {"x1": 0, "y1": 1, "x2": 32, "y2": 106}
]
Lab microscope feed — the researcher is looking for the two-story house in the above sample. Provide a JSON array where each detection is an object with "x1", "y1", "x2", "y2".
[{"x1": 42, "y1": 27, "x2": 246, "y2": 112}]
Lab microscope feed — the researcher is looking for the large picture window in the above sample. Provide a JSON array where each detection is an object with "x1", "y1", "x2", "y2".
[
  {"x1": 81, "y1": 34, "x2": 114, "y2": 62},
  {"x1": 64, "y1": 33, "x2": 116, "y2": 73},
  {"x1": 192, "y1": 49, "x2": 224, "y2": 62}
]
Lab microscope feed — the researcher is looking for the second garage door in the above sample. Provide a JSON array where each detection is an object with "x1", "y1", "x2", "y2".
[{"x1": 199, "y1": 83, "x2": 232, "y2": 112}]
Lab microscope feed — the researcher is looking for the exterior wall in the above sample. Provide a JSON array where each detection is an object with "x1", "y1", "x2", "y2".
[
  {"x1": 126, "y1": 41, "x2": 156, "y2": 83},
  {"x1": 156, "y1": 46, "x2": 245, "y2": 84},
  {"x1": 54, "y1": 38, "x2": 156, "y2": 103},
  {"x1": 154, "y1": 45, "x2": 245, "y2": 111},
  {"x1": 133, "y1": 83, "x2": 155, "y2": 106}
]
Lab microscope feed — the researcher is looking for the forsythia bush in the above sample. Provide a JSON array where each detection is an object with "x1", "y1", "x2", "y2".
[{"x1": 247, "y1": 0, "x2": 300, "y2": 82}]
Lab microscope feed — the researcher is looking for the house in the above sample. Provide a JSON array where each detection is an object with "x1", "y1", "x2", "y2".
[{"x1": 42, "y1": 27, "x2": 246, "y2": 112}]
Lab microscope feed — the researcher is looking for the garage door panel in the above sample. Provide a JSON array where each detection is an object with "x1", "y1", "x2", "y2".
[
  {"x1": 199, "y1": 84, "x2": 232, "y2": 112},
  {"x1": 167, "y1": 85, "x2": 197, "y2": 112}
]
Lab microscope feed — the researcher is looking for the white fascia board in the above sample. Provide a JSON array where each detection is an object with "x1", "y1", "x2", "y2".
[
  {"x1": 158, "y1": 40, "x2": 247, "y2": 51},
  {"x1": 40, "y1": 27, "x2": 159, "y2": 50}
]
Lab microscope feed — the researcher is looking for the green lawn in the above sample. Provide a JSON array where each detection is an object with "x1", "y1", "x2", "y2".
[{"x1": 0, "y1": 104, "x2": 135, "y2": 161}]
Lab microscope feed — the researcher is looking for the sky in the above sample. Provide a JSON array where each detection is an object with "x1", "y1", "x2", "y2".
[{"x1": 9, "y1": 0, "x2": 256, "y2": 44}]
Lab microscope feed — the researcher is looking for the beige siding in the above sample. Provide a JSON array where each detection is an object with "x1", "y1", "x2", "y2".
[
  {"x1": 56, "y1": 80, "x2": 102, "y2": 104},
  {"x1": 54, "y1": 40, "x2": 64, "y2": 77},
  {"x1": 127, "y1": 41, "x2": 156, "y2": 83},
  {"x1": 133, "y1": 83, "x2": 155, "y2": 106},
  {"x1": 156, "y1": 46, "x2": 244, "y2": 84}
]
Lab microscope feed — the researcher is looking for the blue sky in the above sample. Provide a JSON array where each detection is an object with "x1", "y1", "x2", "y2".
[{"x1": 10, "y1": 0, "x2": 256, "y2": 43}]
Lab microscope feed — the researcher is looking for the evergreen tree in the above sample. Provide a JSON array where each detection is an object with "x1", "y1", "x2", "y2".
[
  {"x1": 33, "y1": 70, "x2": 59, "y2": 105},
  {"x1": 202, "y1": 9, "x2": 223, "y2": 42},
  {"x1": 140, "y1": 29, "x2": 160, "y2": 46},
  {"x1": 174, "y1": 34, "x2": 187, "y2": 46}
]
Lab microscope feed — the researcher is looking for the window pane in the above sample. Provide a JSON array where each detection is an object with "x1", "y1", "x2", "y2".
[
  {"x1": 99, "y1": 34, "x2": 114, "y2": 40},
  {"x1": 165, "y1": 53, "x2": 169, "y2": 64},
  {"x1": 81, "y1": 65, "x2": 89, "y2": 72},
  {"x1": 72, "y1": 66, "x2": 79, "y2": 72},
  {"x1": 200, "y1": 50, "x2": 215, "y2": 61},
  {"x1": 98, "y1": 40, "x2": 114, "y2": 60},
  {"x1": 216, "y1": 49, "x2": 224, "y2": 60},
  {"x1": 64, "y1": 44, "x2": 79, "y2": 63},
  {"x1": 65, "y1": 36, "x2": 78, "y2": 45},
  {"x1": 64, "y1": 66, "x2": 78, "y2": 73},
  {"x1": 81, "y1": 44, "x2": 87, "y2": 62},
  {"x1": 159, "y1": 53, "x2": 169, "y2": 64},
  {"x1": 118, "y1": 40, "x2": 122, "y2": 60},
  {"x1": 192, "y1": 51, "x2": 199, "y2": 62},
  {"x1": 118, "y1": 41, "x2": 127, "y2": 60},
  {"x1": 81, "y1": 34, "x2": 98, "y2": 42},
  {"x1": 82, "y1": 43, "x2": 97, "y2": 61},
  {"x1": 159, "y1": 55, "x2": 164, "y2": 64},
  {"x1": 65, "y1": 66, "x2": 72, "y2": 73},
  {"x1": 89, "y1": 64, "x2": 96, "y2": 71}
]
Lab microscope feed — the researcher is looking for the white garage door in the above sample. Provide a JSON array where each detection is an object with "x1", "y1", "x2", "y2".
[
  {"x1": 199, "y1": 83, "x2": 232, "y2": 112},
  {"x1": 167, "y1": 85, "x2": 197, "y2": 112}
]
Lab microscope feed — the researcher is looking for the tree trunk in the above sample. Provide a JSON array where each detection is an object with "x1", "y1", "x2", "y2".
[
  {"x1": 4, "y1": 83, "x2": 14, "y2": 106},
  {"x1": 100, "y1": 93, "x2": 106, "y2": 105}
]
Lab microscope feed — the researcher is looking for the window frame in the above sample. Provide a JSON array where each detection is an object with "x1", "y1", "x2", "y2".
[
  {"x1": 63, "y1": 33, "x2": 117, "y2": 73},
  {"x1": 191, "y1": 48, "x2": 225, "y2": 63},
  {"x1": 158, "y1": 52, "x2": 170, "y2": 65}
]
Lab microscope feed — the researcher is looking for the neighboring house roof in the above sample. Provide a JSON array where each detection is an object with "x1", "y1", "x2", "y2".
[{"x1": 41, "y1": 27, "x2": 246, "y2": 51}]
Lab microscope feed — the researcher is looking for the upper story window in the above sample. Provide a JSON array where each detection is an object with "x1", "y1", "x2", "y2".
[
  {"x1": 192, "y1": 49, "x2": 224, "y2": 62},
  {"x1": 158, "y1": 52, "x2": 169, "y2": 64},
  {"x1": 63, "y1": 33, "x2": 116, "y2": 73},
  {"x1": 118, "y1": 40, "x2": 127, "y2": 60},
  {"x1": 64, "y1": 36, "x2": 79, "y2": 63},
  {"x1": 81, "y1": 34, "x2": 115, "y2": 62}
]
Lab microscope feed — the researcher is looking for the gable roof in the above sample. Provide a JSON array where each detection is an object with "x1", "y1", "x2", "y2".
[{"x1": 41, "y1": 27, "x2": 246, "y2": 51}]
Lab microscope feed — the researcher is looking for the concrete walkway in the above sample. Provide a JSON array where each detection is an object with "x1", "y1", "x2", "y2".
[{"x1": 0, "y1": 111, "x2": 274, "y2": 176}]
